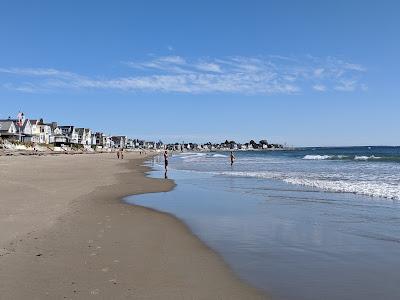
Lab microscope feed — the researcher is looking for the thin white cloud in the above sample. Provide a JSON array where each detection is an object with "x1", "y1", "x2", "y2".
[
  {"x1": 0, "y1": 55, "x2": 367, "y2": 95},
  {"x1": 334, "y1": 79, "x2": 358, "y2": 91},
  {"x1": 313, "y1": 84, "x2": 327, "y2": 92},
  {"x1": 313, "y1": 68, "x2": 325, "y2": 78},
  {"x1": 0, "y1": 67, "x2": 79, "y2": 78},
  {"x1": 195, "y1": 62, "x2": 222, "y2": 73}
]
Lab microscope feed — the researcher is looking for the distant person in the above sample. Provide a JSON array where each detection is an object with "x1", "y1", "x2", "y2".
[
  {"x1": 164, "y1": 150, "x2": 169, "y2": 171},
  {"x1": 120, "y1": 148, "x2": 124, "y2": 159},
  {"x1": 230, "y1": 151, "x2": 235, "y2": 166},
  {"x1": 117, "y1": 148, "x2": 120, "y2": 159}
]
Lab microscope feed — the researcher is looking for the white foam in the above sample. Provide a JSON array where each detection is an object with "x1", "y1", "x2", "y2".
[
  {"x1": 354, "y1": 155, "x2": 382, "y2": 161},
  {"x1": 303, "y1": 155, "x2": 332, "y2": 160},
  {"x1": 219, "y1": 171, "x2": 282, "y2": 180},
  {"x1": 212, "y1": 154, "x2": 228, "y2": 158},
  {"x1": 354, "y1": 156, "x2": 369, "y2": 161},
  {"x1": 180, "y1": 153, "x2": 207, "y2": 162},
  {"x1": 218, "y1": 171, "x2": 400, "y2": 200},
  {"x1": 284, "y1": 178, "x2": 400, "y2": 200}
]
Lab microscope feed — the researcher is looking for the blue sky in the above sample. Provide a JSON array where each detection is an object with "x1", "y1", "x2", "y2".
[{"x1": 0, "y1": 0, "x2": 399, "y2": 146}]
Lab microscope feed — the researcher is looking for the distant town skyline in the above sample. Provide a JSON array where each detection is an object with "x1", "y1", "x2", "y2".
[{"x1": 1, "y1": 1, "x2": 399, "y2": 146}]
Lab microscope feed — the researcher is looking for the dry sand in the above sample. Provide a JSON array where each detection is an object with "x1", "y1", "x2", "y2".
[{"x1": 0, "y1": 152, "x2": 266, "y2": 299}]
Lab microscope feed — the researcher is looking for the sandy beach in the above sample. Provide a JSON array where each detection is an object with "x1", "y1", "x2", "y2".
[{"x1": 0, "y1": 152, "x2": 265, "y2": 299}]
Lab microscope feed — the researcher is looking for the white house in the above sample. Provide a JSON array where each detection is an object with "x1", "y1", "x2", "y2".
[
  {"x1": 58, "y1": 126, "x2": 79, "y2": 144},
  {"x1": 111, "y1": 136, "x2": 127, "y2": 148},
  {"x1": 30, "y1": 119, "x2": 52, "y2": 144},
  {"x1": 75, "y1": 128, "x2": 92, "y2": 146},
  {"x1": 0, "y1": 120, "x2": 18, "y2": 140},
  {"x1": 2, "y1": 119, "x2": 34, "y2": 142},
  {"x1": 126, "y1": 139, "x2": 135, "y2": 149}
]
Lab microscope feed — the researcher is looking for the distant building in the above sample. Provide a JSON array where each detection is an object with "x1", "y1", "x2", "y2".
[
  {"x1": 111, "y1": 136, "x2": 127, "y2": 148},
  {"x1": 0, "y1": 120, "x2": 18, "y2": 140},
  {"x1": 75, "y1": 128, "x2": 92, "y2": 145},
  {"x1": 1, "y1": 118, "x2": 34, "y2": 142},
  {"x1": 30, "y1": 119, "x2": 52, "y2": 144},
  {"x1": 126, "y1": 138, "x2": 135, "y2": 149},
  {"x1": 144, "y1": 141, "x2": 155, "y2": 149},
  {"x1": 58, "y1": 126, "x2": 79, "y2": 145}
]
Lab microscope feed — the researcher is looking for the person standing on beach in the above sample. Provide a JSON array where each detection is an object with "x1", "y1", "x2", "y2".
[
  {"x1": 120, "y1": 148, "x2": 124, "y2": 159},
  {"x1": 117, "y1": 148, "x2": 120, "y2": 159},
  {"x1": 164, "y1": 150, "x2": 169, "y2": 171},
  {"x1": 230, "y1": 151, "x2": 235, "y2": 166}
]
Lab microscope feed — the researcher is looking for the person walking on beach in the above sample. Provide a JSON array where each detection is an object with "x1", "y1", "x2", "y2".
[
  {"x1": 230, "y1": 151, "x2": 235, "y2": 166},
  {"x1": 164, "y1": 150, "x2": 169, "y2": 171},
  {"x1": 120, "y1": 148, "x2": 124, "y2": 159},
  {"x1": 117, "y1": 148, "x2": 120, "y2": 159}
]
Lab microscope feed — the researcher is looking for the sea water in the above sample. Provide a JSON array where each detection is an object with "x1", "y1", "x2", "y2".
[{"x1": 126, "y1": 147, "x2": 400, "y2": 300}]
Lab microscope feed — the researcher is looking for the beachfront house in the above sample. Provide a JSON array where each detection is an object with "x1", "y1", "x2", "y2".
[
  {"x1": 91, "y1": 133, "x2": 96, "y2": 146},
  {"x1": 52, "y1": 126, "x2": 71, "y2": 146},
  {"x1": 19, "y1": 119, "x2": 34, "y2": 142},
  {"x1": 144, "y1": 141, "x2": 155, "y2": 149},
  {"x1": 126, "y1": 139, "x2": 135, "y2": 149},
  {"x1": 93, "y1": 132, "x2": 113, "y2": 149},
  {"x1": 30, "y1": 119, "x2": 52, "y2": 144},
  {"x1": 105, "y1": 136, "x2": 113, "y2": 148},
  {"x1": 76, "y1": 128, "x2": 92, "y2": 146},
  {"x1": 0, "y1": 120, "x2": 18, "y2": 141},
  {"x1": 58, "y1": 126, "x2": 79, "y2": 145},
  {"x1": 111, "y1": 136, "x2": 127, "y2": 149},
  {"x1": 134, "y1": 139, "x2": 144, "y2": 149},
  {"x1": 47, "y1": 122, "x2": 58, "y2": 144},
  {"x1": 94, "y1": 132, "x2": 105, "y2": 148},
  {"x1": 2, "y1": 118, "x2": 34, "y2": 142},
  {"x1": 156, "y1": 141, "x2": 164, "y2": 150}
]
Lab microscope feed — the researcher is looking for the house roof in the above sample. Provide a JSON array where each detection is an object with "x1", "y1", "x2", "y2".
[
  {"x1": 1, "y1": 119, "x2": 32, "y2": 131},
  {"x1": 75, "y1": 128, "x2": 85, "y2": 135},
  {"x1": 44, "y1": 122, "x2": 58, "y2": 130}
]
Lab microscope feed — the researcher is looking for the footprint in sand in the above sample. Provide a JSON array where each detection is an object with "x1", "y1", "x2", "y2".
[
  {"x1": 0, "y1": 248, "x2": 15, "y2": 257},
  {"x1": 90, "y1": 289, "x2": 100, "y2": 295},
  {"x1": 0, "y1": 248, "x2": 10, "y2": 256}
]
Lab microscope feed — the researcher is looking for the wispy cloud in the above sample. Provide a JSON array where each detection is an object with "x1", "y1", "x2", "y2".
[
  {"x1": 313, "y1": 84, "x2": 327, "y2": 92},
  {"x1": 0, "y1": 55, "x2": 367, "y2": 95},
  {"x1": 334, "y1": 79, "x2": 358, "y2": 91}
]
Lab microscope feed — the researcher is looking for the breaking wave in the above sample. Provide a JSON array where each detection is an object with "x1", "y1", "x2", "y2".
[
  {"x1": 303, "y1": 154, "x2": 399, "y2": 162},
  {"x1": 212, "y1": 154, "x2": 228, "y2": 158},
  {"x1": 218, "y1": 171, "x2": 400, "y2": 200}
]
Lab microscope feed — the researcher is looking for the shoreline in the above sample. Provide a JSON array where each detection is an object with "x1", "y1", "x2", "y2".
[{"x1": 0, "y1": 152, "x2": 265, "y2": 299}]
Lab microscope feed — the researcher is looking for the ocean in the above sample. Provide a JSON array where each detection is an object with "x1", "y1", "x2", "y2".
[{"x1": 126, "y1": 147, "x2": 400, "y2": 300}]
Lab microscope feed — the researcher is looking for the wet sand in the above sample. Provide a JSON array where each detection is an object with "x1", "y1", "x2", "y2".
[{"x1": 0, "y1": 152, "x2": 265, "y2": 299}]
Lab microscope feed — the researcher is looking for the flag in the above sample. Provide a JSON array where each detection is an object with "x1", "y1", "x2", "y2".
[{"x1": 17, "y1": 112, "x2": 25, "y2": 127}]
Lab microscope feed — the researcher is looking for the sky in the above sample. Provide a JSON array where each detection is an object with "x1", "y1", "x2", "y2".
[{"x1": 0, "y1": 0, "x2": 399, "y2": 146}]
